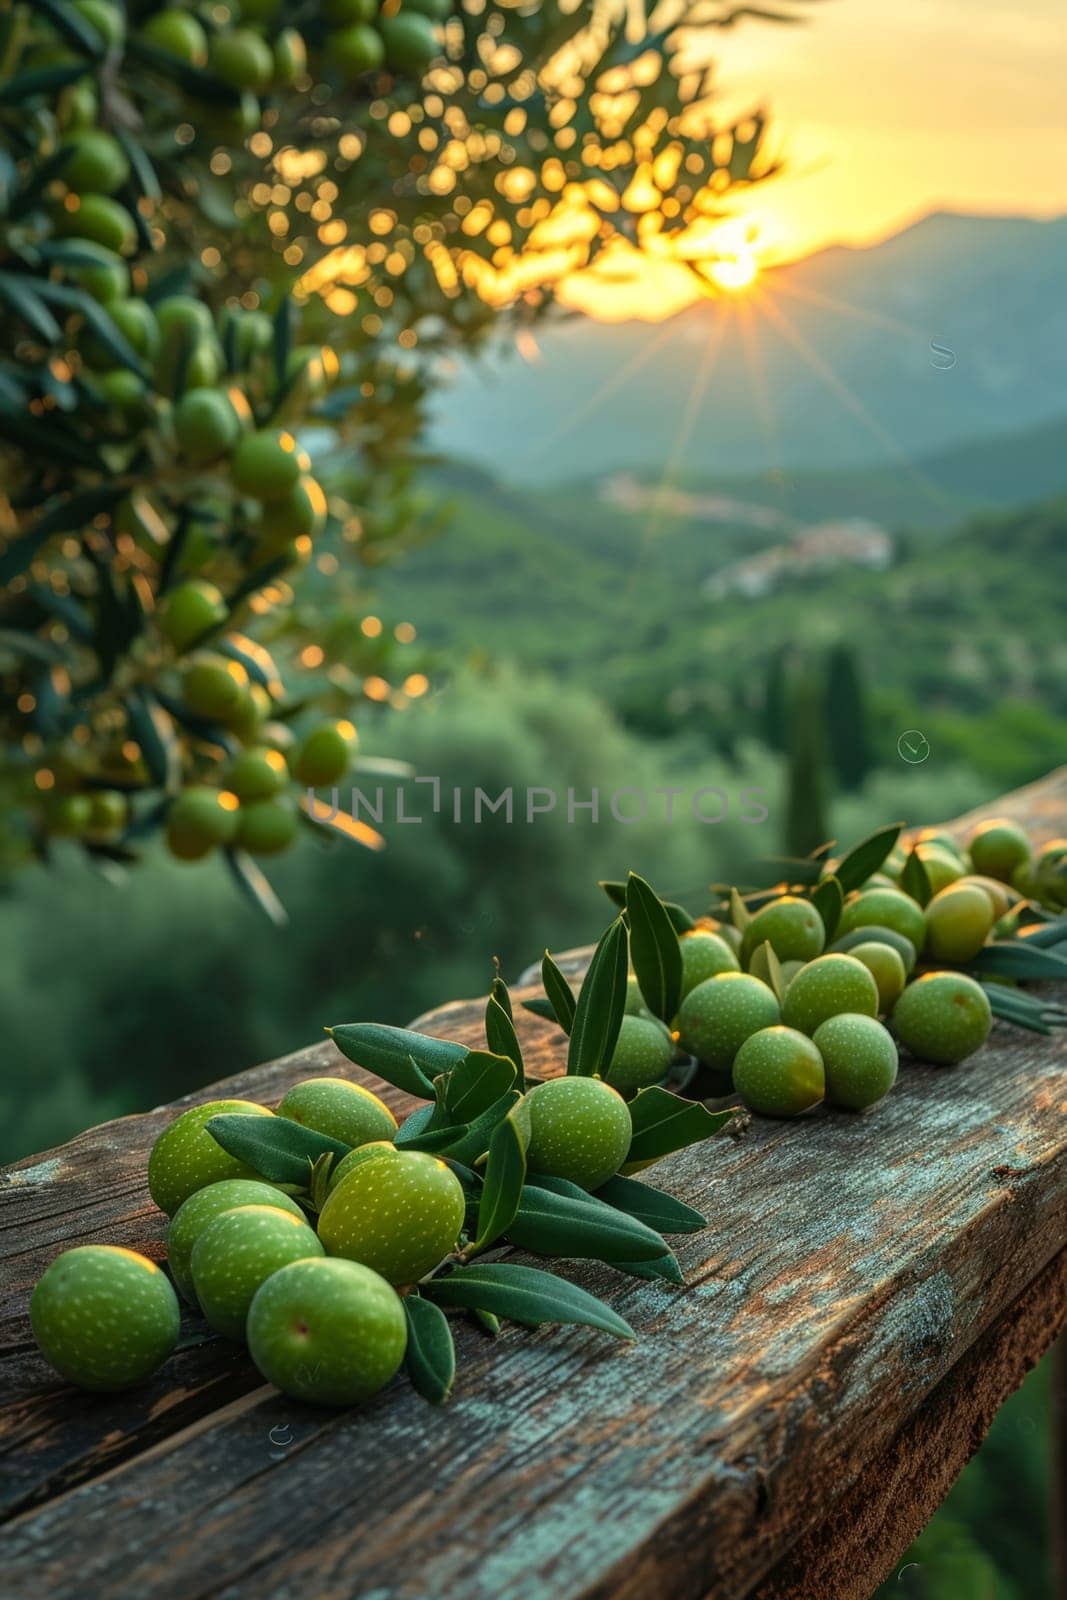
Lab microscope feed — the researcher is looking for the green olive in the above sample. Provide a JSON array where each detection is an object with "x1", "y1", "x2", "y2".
[
  {"x1": 967, "y1": 819, "x2": 1031, "y2": 884},
  {"x1": 923, "y1": 883, "x2": 995, "y2": 964},
  {"x1": 781, "y1": 953, "x2": 879, "y2": 1036},
  {"x1": 837, "y1": 887, "x2": 927, "y2": 952},
  {"x1": 676, "y1": 972, "x2": 780, "y2": 1070},
  {"x1": 732, "y1": 1026, "x2": 824, "y2": 1117},
  {"x1": 814, "y1": 1014, "x2": 898, "y2": 1110},
  {"x1": 678, "y1": 929, "x2": 740, "y2": 997},
  {"x1": 740, "y1": 895, "x2": 825, "y2": 967},
  {"x1": 890, "y1": 972, "x2": 992, "y2": 1066}
]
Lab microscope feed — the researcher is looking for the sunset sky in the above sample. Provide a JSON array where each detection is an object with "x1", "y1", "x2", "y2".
[{"x1": 559, "y1": 0, "x2": 1067, "y2": 320}]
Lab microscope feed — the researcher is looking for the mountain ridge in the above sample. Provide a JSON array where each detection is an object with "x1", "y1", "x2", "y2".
[{"x1": 427, "y1": 211, "x2": 1067, "y2": 484}]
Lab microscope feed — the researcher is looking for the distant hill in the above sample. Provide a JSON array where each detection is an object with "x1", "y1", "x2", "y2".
[
  {"x1": 383, "y1": 407, "x2": 1067, "y2": 665},
  {"x1": 426, "y1": 212, "x2": 1067, "y2": 485},
  {"x1": 607, "y1": 409, "x2": 1067, "y2": 535}
]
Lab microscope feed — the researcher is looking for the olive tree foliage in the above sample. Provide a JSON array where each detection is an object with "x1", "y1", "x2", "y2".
[{"x1": 0, "y1": 0, "x2": 799, "y2": 905}]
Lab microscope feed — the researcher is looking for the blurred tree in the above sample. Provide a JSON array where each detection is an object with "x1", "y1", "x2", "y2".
[
  {"x1": 783, "y1": 662, "x2": 829, "y2": 856},
  {"x1": 0, "y1": 0, "x2": 804, "y2": 904},
  {"x1": 762, "y1": 644, "x2": 791, "y2": 753},
  {"x1": 0, "y1": 665, "x2": 781, "y2": 1159},
  {"x1": 825, "y1": 641, "x2": 873, "y2": 792}
]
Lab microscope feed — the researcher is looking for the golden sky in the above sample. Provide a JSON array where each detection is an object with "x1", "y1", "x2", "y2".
[{"x1": 560, "y1": 0, "x2": 1067, "y2": 320}]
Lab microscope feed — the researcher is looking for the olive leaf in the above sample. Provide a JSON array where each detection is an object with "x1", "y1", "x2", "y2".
[
  {"x1": 521, "y1": 995, "x2": 559, "y2": 1024},
  {"x1": 747, "y1": 939, "x2": 784, "y2": 1003},
  {"x1": 614, "y1": 1252, "x2": 683, "y2": 1284},
  {"x1": 981, "y1": 982, "x2": 1067, "y2": 1032},
  {"x1": 0, "y1": 484, "x2": 121, "y2": 586},
  {"x1": 115, "y1": 126, "x2": 162, "y2": 204},
  {"x1": 328, "y1": 1023, "x2": 467, "y2": 1100},
  {"x1": 539, "y1": 950, "x2": 577, "y2": 1034},
  {"x1": 593, "y1": 1174, "x2": 706, "y2": 1234},
  {"x1": 566, "y1": 916, "x2": 628, "y2": 1077},
  {"x1": 516, "y1": 1179, "x2": 687, "y2": 1282},
  {"x1": 834, "y1": 822, "x2": 903, "y2": 895},
  {"x1": 811, "y1": 873, "x2": 844, "y2": 941},
  {"x1": 273, "y1": 294, "x2": 294, "y2": 394},
  {"x1": 490, "y1": 974, "x2": 513, "y2": 1019},
  {"x1": 623, "y1": 1087, "x2": 737, "y2": 1171},
  {"x1": 35, "y1": 0, "x2": 109, "y2": 56},
  {"x1": 1015, "y1": 916, "x2": 1067, "y2": 948},
  {"x1": 506, "y1": 1181, "x2": 668, "y2": 1264},
  {"x1": 403, "y1": 1295, "x2": 456, "y2": 1405},
  {"x1": 729, "y1": 886, "x2": 751, "y2": 932},
  {"x1": 205, "y1": 1114, "x2": 350, "y2": 1187},
  {"x1": 0, "y1": 273, "x2": 63, "y2": 342},
  {"x1": 224, "y1": 850, "x2": 288, "y2": 928},
  {"x1": 441, "y1": 1050, "x2": 516, "y2": 1122},
  {"x1": 0, "y1": 62, "x2": 89, "y2": 103},
  {"x1": 306, "y1": 1152, "x2": 335, "y2": 1214},
  {"x1": 124, "y1": 36, "x2": 243, "y2": 104},
  {"x1": 966, "y1": 941, "x2": 1067, "y2": 981},
  {"x1": 218, "y1": 633, "x2": 282, "y2": 697},
  {"x1": 394, "y1": 1107, "x2": 469, "y2": 1151},
  {"x1": 625, "y1": 871, "x2": 683, "y2": 1024},
  {"x1": 468, "y1": 1107, "x2": 528, "y2": 1253},
  {"x1": 484, "y1": 995, "x2": 524, "y2": 1090},
  {"x1": 435, "y1": 1089, "x2": 521, "y2": 1165},
  {"x1": 125, "y1": 688, "x2": 181, "y2": 792},
  {"x1": 900, "y1": 850, "x2": 932, "y2": 907},
  {"x1": 35, "y1": 280, "x2": 150, "y2": 379},
  {"x1": 599, "y1": 880, "x2": 695, "y2": 932},
  {"x1": 425, "y1": 1262, "x2": 634, "y2": 1341}
]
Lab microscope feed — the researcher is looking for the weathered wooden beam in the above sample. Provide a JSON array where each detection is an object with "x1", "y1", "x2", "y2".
[
  {"x1": 1, "y1": 774, "x2": 1066, "y2": 1600},
  {"x1": 751, "y1": 1246, "x2": 1067, "y2": 1600}
]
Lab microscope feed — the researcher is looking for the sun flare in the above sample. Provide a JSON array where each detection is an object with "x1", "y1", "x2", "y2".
[{"x1": 706, "y1": 248, "x2": 760, "y2": 293}]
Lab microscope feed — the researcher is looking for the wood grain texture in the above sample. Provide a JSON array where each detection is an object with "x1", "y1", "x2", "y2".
[
  {"x1": 2, "y1": 778, "x2": 1066, "y2": 1600},
  {"x1": 751, "y1": 1246, "x2": 1067, "y2": 1600}
]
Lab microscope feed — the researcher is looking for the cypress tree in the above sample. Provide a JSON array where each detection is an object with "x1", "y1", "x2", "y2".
[
  {"x1": 784, "y1": 670, "x2": 831, "y2": 857},
  {"x1": 826, "y1": 643, "x2": 873, "y2": 792},
  {"x1": 762, "y1": 647, "x2": 791, "y2": 753}
]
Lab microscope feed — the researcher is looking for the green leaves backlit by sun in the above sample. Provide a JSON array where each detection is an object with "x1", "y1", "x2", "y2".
[
  {"x1": 0, "y1": 0, "x2": 806, "y2": 885},
  {"x1": 261, "y1": 1, "x2": 798, "y2": 331}
]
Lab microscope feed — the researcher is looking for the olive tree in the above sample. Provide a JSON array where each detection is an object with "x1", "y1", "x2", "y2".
[{"x1": 0, "y1": 0, "x2": 794, "y2": 909}]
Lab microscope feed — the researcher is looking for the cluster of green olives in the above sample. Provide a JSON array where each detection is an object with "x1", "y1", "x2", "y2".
[
  {"x1": 672, "y1": 923, "x2": 917, "y2": 1118},
  {"x1": 31, "y1": 1077, "x2": 431, "y2": 1402},
  {"x1": 48, "y1": 550, "x2": 359, "y2": 861},
  {"x1": 318, "y1": 0, "x2": 448, "y2": 81},
  {"x1": 14, "y1": 0, "x2": 442, "y2": 861},
  {"x1": 609, "y1": 816, "x2": 1057, "y2": 1119},
  {"x1": 32, "y1": 275, "x2": 359, "y2": 861},
  {"x1": 30, "y1": 1060, "x2": 639, "y2": 1401},
  {"x1": 55, "y1": 0, "x2": 446, "y2": 138}
]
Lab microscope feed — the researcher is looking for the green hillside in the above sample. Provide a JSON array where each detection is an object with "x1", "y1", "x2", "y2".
[
  {"x1": 378, "y1": 429, "x2": 1067, "y2": 788},
  {"x1": 386, "y1": 409, "x2": 1067, "y2": 656},
  {"x1": 669, "y1": 410, "x2": 1067, "y2": 530},
  {"x1": 608, "y1": 497, "x2": 1067, "y2": 787}
]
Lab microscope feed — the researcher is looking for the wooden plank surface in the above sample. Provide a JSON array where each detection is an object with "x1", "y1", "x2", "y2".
[{"x1": 2, "y1": 775, "x2": 1066, "y2": 1600}]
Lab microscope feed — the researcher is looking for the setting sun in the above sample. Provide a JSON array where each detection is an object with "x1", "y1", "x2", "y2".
[
  {"x1": 706, "y1": 246, "x2": 759, "y2": 293},
  {"x1": 556, "y1": 217, "x2": 767, "y2": 322}
]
